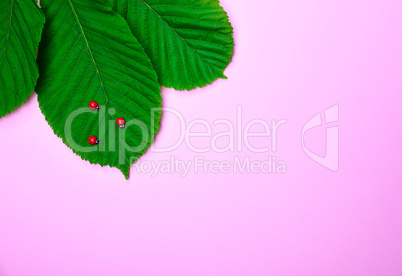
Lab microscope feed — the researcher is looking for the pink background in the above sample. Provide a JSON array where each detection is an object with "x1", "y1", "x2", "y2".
[{"x1": 1, "y1": 0, "x2": 402, "y2": 275}]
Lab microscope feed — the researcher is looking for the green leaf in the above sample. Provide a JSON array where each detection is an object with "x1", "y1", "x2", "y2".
[
  {"x1": 36, "y1": 0, "x2": 162, "y2": 179},
  {"x1": 0, "y1": 0, "x2": 45, "y2": 118},
  {"x1": 106, "y1": 0, "x2": 234, "y2": 91}
]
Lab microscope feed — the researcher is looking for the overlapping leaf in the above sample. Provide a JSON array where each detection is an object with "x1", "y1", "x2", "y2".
[
  {"x1": 0, "y1": 0, "x2": 45, "y2": 118},
  {"x1": 36, "y1": 0, "x2": 162, "y2": 178},
  {"x1": 106, "y1": 0, "x2": 234, "y2": 90}
]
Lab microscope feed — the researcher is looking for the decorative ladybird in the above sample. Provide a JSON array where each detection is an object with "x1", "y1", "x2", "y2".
[
  {"x1": 88, "y1": 136, "x2": 99, "y2": 145},
  {"x1": 116, "y1": 117, "x2": 126, "y2": 129},
  {"x1": 89, "y1": 101, "x2": 100, "y2": 110}
]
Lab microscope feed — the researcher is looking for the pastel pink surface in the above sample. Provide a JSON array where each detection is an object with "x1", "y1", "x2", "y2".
[{"x1": 0, "y1": 0, "x2": 402, "y2": 275}]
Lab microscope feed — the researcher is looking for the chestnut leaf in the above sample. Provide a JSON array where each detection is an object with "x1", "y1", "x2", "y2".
[
  {"x1": 36, "y1": 0, "x2": 162, "y2": 179},
  {"x1": 106, "y1": 0, "x2": 234, "y2": 91},
  {"x1": 0, "y1": 0, "x2": 45, "y2": 118}
]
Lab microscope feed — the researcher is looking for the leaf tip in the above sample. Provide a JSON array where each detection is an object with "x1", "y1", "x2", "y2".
[{"x1": 120, "y1": 167, "x2": 131, "y2": 180}]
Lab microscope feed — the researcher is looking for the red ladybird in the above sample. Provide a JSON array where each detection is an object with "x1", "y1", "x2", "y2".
[
  {"x1": 116, "y1": 117, "x2": 126, "y2": 129},
  {"x1": 89, "y1": 101, "x2": 100, "y2": 110},
  {"x1": 88, "y1": 136, "x2": 99, "y2": 145}
]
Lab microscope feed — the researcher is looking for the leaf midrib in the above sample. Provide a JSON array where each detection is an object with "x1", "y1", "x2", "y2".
[
  {"x1": 0, "y1": 0, "x2": 14, "y2": 71},
  {"x1": 65, "y1": 0, "x2": 152, "y2": 156},
  {"x1": 139, "y1": 0, "x2": 220, "y2": 73},
  {"x1": 67, "y1": 0, "x2": 109, "y2": 103}
]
